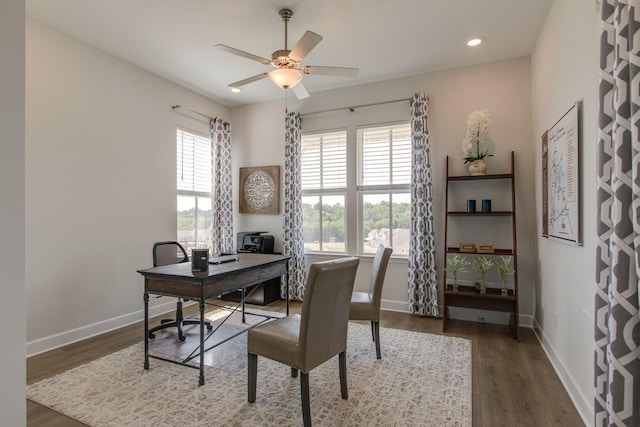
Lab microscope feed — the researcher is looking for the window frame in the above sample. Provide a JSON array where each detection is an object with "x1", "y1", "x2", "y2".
[
  {"x1": 176, "y1": 127, "x2": 212, "y2": 254},
  {"x1": 356, "y1": 121, "x2": 412, "y2": 256},
  {"x1": 300, "y1": 121, "x2": 411, "y2": 257},
  {"x1": 300, "y1": 128, "x2": 348, "y2": 254}
]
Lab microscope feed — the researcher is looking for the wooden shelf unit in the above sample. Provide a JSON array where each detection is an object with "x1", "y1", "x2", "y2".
[{"x1": 442, "y1": 151, "x2": 519, "y2": 340}]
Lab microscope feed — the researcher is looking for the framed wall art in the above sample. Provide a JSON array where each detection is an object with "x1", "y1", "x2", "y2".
[
  {"x1": 544, "y1": 101, "x2": 581, "y2": 245},
  {"x1": 239, "y1": 165, "x2": 280, "y2": 214}
]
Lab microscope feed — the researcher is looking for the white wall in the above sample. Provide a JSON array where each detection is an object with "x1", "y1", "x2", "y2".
[
  {"x1": 1, "y1": 1, "x2": 26, "y2": 424},
  {"x1": 25, "y1": 19, "x2": 229, "y2": 355},
  {"x1": 231, "y1": 57, "x2": 536, "y2": 318},
  {"x1": 531, "y1": 0, "x2": 598, "y2": 423}
]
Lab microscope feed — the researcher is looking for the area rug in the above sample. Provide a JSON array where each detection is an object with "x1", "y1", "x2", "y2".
[{"x1": 27, "y1": 309, "x2": 472, "y2": 426}]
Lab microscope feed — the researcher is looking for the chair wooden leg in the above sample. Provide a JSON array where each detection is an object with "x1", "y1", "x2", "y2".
[
  {"x1": 373, "y1": 321, "x2": 381, "y2": 359},
  {"x1": 300, "y1": 372, "x2": 311, "y2": 427},
  {"x1": 291, "y1": 367, "x2": 298, "y2": 378},
  {"x1": 339, "y1": 351, "x2": 348, "y2": 399},
  {"x1": 248, "y1": 353, "x2": 257, "y2": 403}
]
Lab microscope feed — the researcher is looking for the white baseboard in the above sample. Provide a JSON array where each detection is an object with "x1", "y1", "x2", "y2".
[
  {"x1": 26, "y1": 300, "x2": 184, "y2": 357},
  {"x1": 380, "y1": 298, "x2": 410, "y2": 313},
  {"x1": 533, "y1": 319, "x2": 591, "y2": 426}
]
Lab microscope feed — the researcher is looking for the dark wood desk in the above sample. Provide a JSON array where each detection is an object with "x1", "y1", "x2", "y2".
[{"x1": 138, "y1": 253, "x2": 290, "y2": 385}]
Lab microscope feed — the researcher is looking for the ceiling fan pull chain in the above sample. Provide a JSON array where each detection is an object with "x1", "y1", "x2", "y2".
[{"x1": 284, "y1": 89, "x2": 289, "y2": 121}]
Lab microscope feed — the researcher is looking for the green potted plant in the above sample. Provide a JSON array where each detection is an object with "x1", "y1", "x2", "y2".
[
  {"x1": 446, "y1": 254, "x2": 469, "y2": 291},
  {"x1": 495, "y1": 256, "x2": 515, "y2": 296},
  {"x1": 472, "y1": 256, "x2": 493, "y2": 293}
]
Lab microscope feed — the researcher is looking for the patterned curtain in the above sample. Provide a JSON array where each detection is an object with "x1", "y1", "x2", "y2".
[
  {"x1": 282, "y1": 112, "x2": 306, "y2": 300},
  {"x1": 407, "y1": 92, "x2": 438, "y2": 316},
  {"x1": 210, "y1": 117, "x2": 234, "y2": 255},
  {"x1": 595, "y1": 1, "x2": 640, "y2": 426}
]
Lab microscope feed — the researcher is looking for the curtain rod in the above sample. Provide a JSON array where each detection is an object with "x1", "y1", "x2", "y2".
[
  {"x1": 301, "y1": 98, "x2": 411, "y2": 117},
  {"x1": 171, "y1": 104, "x2": 214, "y2": 121},
  {"x1": 173, "y1": 96, "x2": 414, "y2": 120}
]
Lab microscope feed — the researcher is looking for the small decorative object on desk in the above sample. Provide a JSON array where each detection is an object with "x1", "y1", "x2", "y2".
[
  {"x1": 473, "y1": 256, "x2": 493, "y2": 294},
  {"x1": 495, "y1": 256, "x2": 515, "y2": 296},
  {"x1": 462, "y1": 109, "x2": 493, "y2": 175},
  {"x1": 191, "y1": 249, "x2": 209, "y2": 272},
  {"x1": 446, "y1": 254, "x2": 469, "y2": 291}
]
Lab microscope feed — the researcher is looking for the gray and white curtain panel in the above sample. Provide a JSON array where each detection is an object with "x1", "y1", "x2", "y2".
[
  {"x1": 595, "y1": 1, "x2": 640, "y2": 426},
  {"x1": 210, "y1": 117, "x2": 234, "y2": 255},
  {"x1": 282, "y1": 111, "x2": 306, "y2": 300},
  {"x1": 408, "y1": 92, "x2": 438, "y2": 316}
]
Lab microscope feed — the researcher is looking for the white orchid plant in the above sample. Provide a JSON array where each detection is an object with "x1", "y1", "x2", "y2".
[{"x1": 462, "y1": 109, "x2": 493, "y2": 164}]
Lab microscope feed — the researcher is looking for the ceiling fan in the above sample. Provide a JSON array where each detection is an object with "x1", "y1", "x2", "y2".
[{"x1": 215, "y1": 8, "x2": 359, "y2": 99}]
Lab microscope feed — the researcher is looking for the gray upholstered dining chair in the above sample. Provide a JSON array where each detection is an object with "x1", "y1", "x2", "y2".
[
  {"x1": 247, "y1": 256, "x2": 360, "y2": 427},
  {"x1": 148, "y1": 241, "x2": 212, "y2": 341},
  {"x1": 349, "y1": 244, "x2": 392, "y2": 359}
]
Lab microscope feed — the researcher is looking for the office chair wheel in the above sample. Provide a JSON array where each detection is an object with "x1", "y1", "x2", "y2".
[
  {"x1": 148, "y1": 332, "x2": 156, "y2": 339},
  {"x1": 207, "y1": 323, "x2": 213, "y2": 331}
]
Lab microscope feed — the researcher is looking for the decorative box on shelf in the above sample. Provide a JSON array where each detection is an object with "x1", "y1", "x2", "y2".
[
  {"x1": 459, "y1": 243, "x2": 476, "y2": 253},
  {"x1": 476, "y1": 244, "x2": 495, "y2": 254}
]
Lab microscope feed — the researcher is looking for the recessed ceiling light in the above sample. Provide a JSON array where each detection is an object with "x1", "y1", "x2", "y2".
[
  {"x1": 467, "y1": 38, "x2": 483, "y2": 47},
  {"x1": 231, "y1": 87, "x2": 242, "y2": 93}
]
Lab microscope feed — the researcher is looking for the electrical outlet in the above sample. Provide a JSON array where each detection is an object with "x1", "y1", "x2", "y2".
[{"x1": 553, "y1": 312, "x2": 559, "y2": 330}]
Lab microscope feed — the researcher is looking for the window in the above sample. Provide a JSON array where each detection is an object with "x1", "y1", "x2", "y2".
[
  {"x1": 176, "y1": 128, "x2": 211, "y2": 253},
  {"x1": 300, "y1": 122, "x2": 411, "y2": 256},
  {"x1": 358, "y1": 123, "x2": 411, "y2": 255},
  {"x1": 301, "y1": 130, "x2": 347, "y2": 253}
]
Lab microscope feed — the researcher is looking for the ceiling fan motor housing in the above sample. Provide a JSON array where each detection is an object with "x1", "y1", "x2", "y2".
[{"x1": 272, "y1": 50, "x2": 296, "y2": 67}]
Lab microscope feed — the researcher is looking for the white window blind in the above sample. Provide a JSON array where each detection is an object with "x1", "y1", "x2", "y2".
[
  {"x1": 301, "y1": 130, "x2": 347, "y2": 190},
  {"x1": 177, "y1": 128, "x2": 211, "y2": 193},
  {"x1": 358, "y1": 123, "x2": 411, "y2": 186}
]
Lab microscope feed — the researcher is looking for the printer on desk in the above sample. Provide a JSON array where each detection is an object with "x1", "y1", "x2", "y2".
[
  {"x1": 237, "y1": 231, "x2": 274, "y2": 254},
  {"x1": 222, "y1": 231, "x2": 279, "y2": 306}
]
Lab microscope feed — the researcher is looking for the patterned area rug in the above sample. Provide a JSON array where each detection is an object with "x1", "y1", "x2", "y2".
[{"x1": 27, "y1": 310, "x2": 472, "y2": 426}]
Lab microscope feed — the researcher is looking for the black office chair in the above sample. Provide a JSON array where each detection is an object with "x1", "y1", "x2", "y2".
[{"x1": 148, "y1": 241, "x2": 213, "y2": 341}]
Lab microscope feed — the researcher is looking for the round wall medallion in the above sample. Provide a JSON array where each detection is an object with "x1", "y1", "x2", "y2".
[{"x1": 243, "y1": 170, "x2": 275, "y2": 210}]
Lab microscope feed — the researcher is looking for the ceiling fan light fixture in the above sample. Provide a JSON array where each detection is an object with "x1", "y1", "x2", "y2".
[{"x1": 269, "y1": 68, "x2": 302, "y2": 89}]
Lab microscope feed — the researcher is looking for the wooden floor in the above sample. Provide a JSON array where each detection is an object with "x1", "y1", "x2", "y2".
[{"x1": 27, "y1": 300, "x2": 585, "y2": 427}]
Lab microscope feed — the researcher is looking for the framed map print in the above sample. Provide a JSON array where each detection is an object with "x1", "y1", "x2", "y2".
[
  {"x1": 546, "y1": 102, "x2": 581, "y2": 245},
  {"x1": 239, "y1": 166, "x2": 280, "y2": 214}
]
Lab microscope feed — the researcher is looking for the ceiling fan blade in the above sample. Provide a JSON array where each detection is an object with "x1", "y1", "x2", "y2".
[
  {"x1": 292, "y1": 82, "x2": 310, "y2": 100},
  {"x1": 229, "y1": 73, "x2": 269, "y2": 88},
  {"x1": 214, "y1": 44, "x2": 271, "y2": 65},
  {"x1": 289, "y1": 31, "x2": 323, "y2": 62},
  {"x1": 302, "y1": 66, "x2": 359, "y2": 78}
]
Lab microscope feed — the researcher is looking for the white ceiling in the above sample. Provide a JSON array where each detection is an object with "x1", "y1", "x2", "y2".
[{"x1": 26, "y1": 0, "x2": 553, "y2": 108}]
